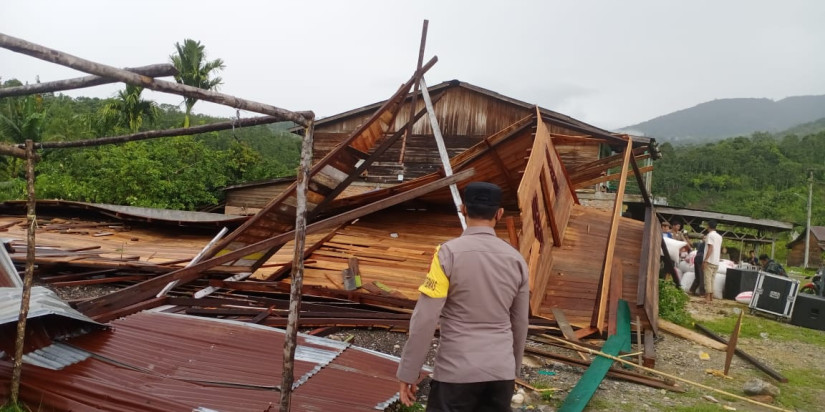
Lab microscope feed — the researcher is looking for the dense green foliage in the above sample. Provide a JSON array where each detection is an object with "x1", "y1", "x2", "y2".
[
  {"x1": 658, "y1": 279, "x2": 692, "y2": 326},
  {"x1": 652, "y1": 130, "x2": 825, "y2": 229},
  {"x1": 0, "y1": 82, "x2": 300, "y2": 210}
]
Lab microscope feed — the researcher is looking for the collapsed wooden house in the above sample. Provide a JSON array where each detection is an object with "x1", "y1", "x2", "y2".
[{"x1": 0, "y1": 27, "x2": 671, "y2": 410}]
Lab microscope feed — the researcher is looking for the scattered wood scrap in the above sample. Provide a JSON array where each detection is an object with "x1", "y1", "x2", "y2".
[
  {"x1": 694, "y1": 322, "x2": 788, "y2": 383},
  {"x1": 658, "y1": 319, "x2": 726, "y2": 351}
]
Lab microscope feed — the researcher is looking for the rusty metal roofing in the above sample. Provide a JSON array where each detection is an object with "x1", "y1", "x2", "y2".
[{"x1": 1, "y1": 311, "x2": 408, "y2": 411}]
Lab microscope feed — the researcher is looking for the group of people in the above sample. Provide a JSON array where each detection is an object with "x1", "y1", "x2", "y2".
[{"x1": 662, "y1": 218, "x2": 789, "y2": 305}]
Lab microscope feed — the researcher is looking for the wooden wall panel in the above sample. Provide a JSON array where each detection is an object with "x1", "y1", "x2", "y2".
[{"x1": 537, "y1": 205, "x2": 646, "y2": 328}]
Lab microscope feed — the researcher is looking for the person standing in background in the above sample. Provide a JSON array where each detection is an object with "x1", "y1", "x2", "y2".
[{"x1": 703, "y1": 220, "x2": 723, "y2": 303}]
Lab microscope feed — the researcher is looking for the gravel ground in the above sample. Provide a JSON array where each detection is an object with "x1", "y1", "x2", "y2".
[{"x1": 337, "y1": 296, "x2": 819, "y2": 411}]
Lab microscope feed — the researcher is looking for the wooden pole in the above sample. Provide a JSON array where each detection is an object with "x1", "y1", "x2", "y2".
[
  {"x1": 28, "y1": 115, "x2": 284, "y2": 150},
  {"x1": 280, "y1": 118, "x2": 314, "y2": 411},
  {"x1": 420, "y1": 77, "x2": 466, "y2": 229},
  {"x1": 9, "y1": 140, "x2": 37, "y2": 405},
  {"x1": 542, "y1": 334, "x2": 791, "y2": 412},
  {"x1": 724, "y1": 309, "x2": 744, "y2": 376},
  {"x1": 592, "y1": 138, "x2": 633, "y2": 332},
  {"x1": 0, "y1": 32, "x2": 312, "y2": 126},
  {"x1": 0, "y1": 64, "x2": 177, "y2": 98},
  {"x1": 399, "y1": 19, "x2": 428, "y2": 164}
]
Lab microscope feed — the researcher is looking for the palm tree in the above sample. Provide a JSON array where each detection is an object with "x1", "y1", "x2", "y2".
[
  {"x1": 101, "y1": 84, "x2": 159, "y2": 133},
  {"x1": 170, "y1": 39, "x2": 225, "y2": 128}
]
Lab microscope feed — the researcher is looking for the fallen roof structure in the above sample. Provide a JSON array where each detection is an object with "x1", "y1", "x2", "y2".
[{"x1": 0, "y1": 310, "x2": 414, "y2": 411}]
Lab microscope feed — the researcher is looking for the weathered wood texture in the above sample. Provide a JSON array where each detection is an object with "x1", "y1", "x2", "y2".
[
  {"x1": 312, "y1": 83, "x2": 616, "y2": 183},
  {"x1": 0, "y1": 33, "x2": 312, "y2": 125},
  {"x1": 282, "y1": 209, "x2": 517, "y2": 300},
  {"x1": 592, "y1": 138, "x2": 632, "y2": 333},
  {"x1": 518, "y1": 110, "x2": 575, "y2": 314},
  {"x1": 203, "y1": 61, "x2": 436, "y2": 271},
  {"x1": 537, "y1": 205, "x2": 648, "y2": 329},
  {"x1": 0, "y1": 64, "x2": 177, "y2": 98}
]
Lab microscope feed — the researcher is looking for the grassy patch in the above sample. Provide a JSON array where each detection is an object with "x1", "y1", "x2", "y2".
[
  {"x1": 698, "y1": 311, "x2": 825, "y2": 348},
  {"x1": 775, "y1": 367, "x2": 825, "y2": 409}
]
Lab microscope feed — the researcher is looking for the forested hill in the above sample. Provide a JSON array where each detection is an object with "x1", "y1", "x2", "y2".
[
  {"x1": 621, "y1": 95, "x2": 825, "y2": 144},
  {"x1": 0, "y1": 89, "x2": 301, "y2": 210},
  {"x1": 651, "y1": 130, "x2": 825, "y2": 228}
]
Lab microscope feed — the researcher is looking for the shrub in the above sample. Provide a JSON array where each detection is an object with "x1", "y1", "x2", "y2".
[{"x1": 659, "y1": 279, "x2": 692, "y2": 326}]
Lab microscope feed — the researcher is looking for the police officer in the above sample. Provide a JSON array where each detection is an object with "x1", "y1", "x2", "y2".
[{"x1": 397, "y1": 182, "x2": 529, "y2": 411}]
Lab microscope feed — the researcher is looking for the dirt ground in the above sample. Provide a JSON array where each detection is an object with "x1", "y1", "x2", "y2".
[
  {"x1": 343, "y1": 295, "x2": 825, "y2": 412},
  {"x1": 42, "y1": 283, "x2": 825, "y2": 412}
]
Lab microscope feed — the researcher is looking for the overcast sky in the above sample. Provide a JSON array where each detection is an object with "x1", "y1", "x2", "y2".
[{"x1": 2, "y1": 0, "x2": 824, "y2": 130}]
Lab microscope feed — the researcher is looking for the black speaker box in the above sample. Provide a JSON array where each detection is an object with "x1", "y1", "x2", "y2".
[
  {"x1": 723, "y1": 268, "x2": 759, "y2": 300},
  {"x1": 792, "y1": 294, "x2": 825, "y2": 331}
]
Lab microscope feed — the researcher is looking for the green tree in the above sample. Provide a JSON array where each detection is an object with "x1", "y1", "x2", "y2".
[
  {"x1": 100, "y1": 84, "x2": 159, "y2": 133},
  {"x1": 170, "y1": 39, "x2": 225, "y2": 128}
]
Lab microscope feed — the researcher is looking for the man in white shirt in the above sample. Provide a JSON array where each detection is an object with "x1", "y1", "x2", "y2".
[{"x1": 702, "y1": 219, "x2": 723, "y2": 303}]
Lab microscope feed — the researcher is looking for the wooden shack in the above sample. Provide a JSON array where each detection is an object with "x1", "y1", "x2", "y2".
[
  {"x1": 787, "y1": 226, "x2": 825, "y2": 268},
  {"x1": 223, "y1": 80, "x2": 655, "y2": 215}
]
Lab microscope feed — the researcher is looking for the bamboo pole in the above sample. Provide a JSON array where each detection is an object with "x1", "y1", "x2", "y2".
[
  {"x1": 0, "y1": 33, "x2": 312, "y2": 126},
  {"x1": 9, "y1": 140, "x2": 37, "y2": 404},
  {"x1": 28, "y1": 115, "x2": 284, "y2": 150},
  {"x1": 0, "y1": 64, "x2": 177, "y2": 98},
  {"x1": 279, "y1": 118, "x2": 314, "y2": 411},
  {"x1": 541, "y1": 334, "x2": 791, "y2": 412}
]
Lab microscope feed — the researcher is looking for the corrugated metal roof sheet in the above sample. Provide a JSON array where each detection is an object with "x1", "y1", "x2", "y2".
[
  {"x1": 1, "y1": 311, "x2": 412, "y2": 411},
  {"x1": 0, "y1": 287, "x2": 104, "y2": 355},
  {"x1": 0, "y1": 287, "x2": 102, "y2": 327}
]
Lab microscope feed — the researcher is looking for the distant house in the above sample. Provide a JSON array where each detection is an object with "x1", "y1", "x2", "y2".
[
  {"x1": 223, "y1": 79, "x2": 655, "y2": 215},
  {"x1": 787, "y1": 226, "x2": 825, "y2": 268}
]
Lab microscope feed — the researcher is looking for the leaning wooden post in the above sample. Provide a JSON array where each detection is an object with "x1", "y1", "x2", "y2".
[
  {"x1": 279, "y1": 118, "x2": 314, "y2": 411},
  {"x1": 9, "y1": 139, "x2": 37, "y2": 404}
]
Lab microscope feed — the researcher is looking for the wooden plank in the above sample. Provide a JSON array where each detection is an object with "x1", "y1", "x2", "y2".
[
  {"x1": 551, "y1": 308, "x2": 579, "y2": 342},
  {"x1": 724, "y1": 310, "x2": 744, "y2": 376},
  {"x1": 592, "y1": 138, "x2": 633, "y2": 333},
  {"x1": 75, "y1": 170, "x2": 473, "y2": 317},
  {"x1": 505, "y1": 216, "x2": 519, "y2": 248},
  {"x1": 643, "y1": 329, "x2": 656, "y2": 368},
  {"x1": 559, "y1": 299, "x2": 631, "y2": 412},
  {"x1": 658, "y1": 319, "x2": 726, "y2": 351}
]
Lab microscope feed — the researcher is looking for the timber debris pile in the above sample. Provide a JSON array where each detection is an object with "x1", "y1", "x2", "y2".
[{"x1": 0, "y1": 27, "x2": 793, "y2": 412}]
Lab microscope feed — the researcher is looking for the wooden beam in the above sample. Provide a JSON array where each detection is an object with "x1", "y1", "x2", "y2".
[
  {"x1": 75, "y1": 169, "x2": 475, "y2": 317},
  {"x1": 421, "y1": 77, "x2": 466, "y2": 229},
  {"x1": 0, "y1": 64, "x2": 177, "y2": 97},
  {"x1": 573, "y1": 165, "x2": 653, "y2": 189},
  {"x1": 658, "y1": 319, "x2": 726, "y2": 351},
  {"x1": 694, "y1": 323, "x2": 788, "y2": 383},
  {"x1": 592, "y1": 138, "x2": 633, "y2": 333},
  {"x1": 399, "y1": 19, "x2": 428, "y2": 163},
  {"x1": 505, "y1": 216, "x2": 519, "y2": 248},
  {"x1": 30, "y1": 116, "x2": 285, "y2": 150},
  {"x1": 308, "y1": 91, "x2": 444, "y2": 216},
  {"x1": 643, "y1": 329, "x2": 656, "y2": 368},
  {"x1": 629, "y1": 153, "x2": 653, "y2": 206},
  {"x1": 0, "y1": 33, "x2": 312, "y2": 126}
]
